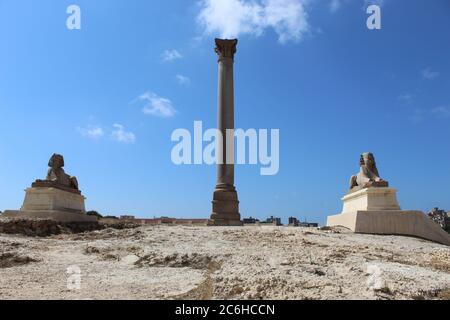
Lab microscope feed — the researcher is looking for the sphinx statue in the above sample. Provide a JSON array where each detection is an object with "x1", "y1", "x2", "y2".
[
  {"x1": 33, "y1": 154, "x2": 79, "y2": 192},
  {"x1": 2, "y1": 153, "x2": 96, "y2": 222},
  {"x1": 326, "y1": 153, "x2": 450, "y2": 246},
  {"x1": 349, "y1": 152, "x2": 388, "y2": 192}
]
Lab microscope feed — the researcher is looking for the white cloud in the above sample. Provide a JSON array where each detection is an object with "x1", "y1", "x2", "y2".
[
  {"x1": 138, "y1": 91, "x2": 178, "y2": 118},
  {"x1": 432, "y1": 106, "x2": 450, "y2": 118},
  {"x1": 77, "y1": 126, "x2": 104, "y2": 140},
  {"x1": 162, "y1": 49, "x2": 183, "y2": 62},
  {"x1": 176, "y1": 74, "x2": 191, "y2": 85},
  {"x1": 330, "y1": 0, "x2": 342, "y2": 13},
  {"x1": 197, "y1": 0, "x2": 310, "y2": 44},
  {"x1": 111, "y1": 124, "x2": 136, "y2": 144},
  {"x1": 422, "y1": 67, "x2": 440, "y2": 80}
]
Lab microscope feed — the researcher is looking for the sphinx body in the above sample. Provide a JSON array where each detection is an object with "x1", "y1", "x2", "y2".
[
  {"x1": 33, "y1": 154, "x2": 79, "y2": 191},
  {"x1": 349, "y1": 152, "x2": 388, "y2": 192}
]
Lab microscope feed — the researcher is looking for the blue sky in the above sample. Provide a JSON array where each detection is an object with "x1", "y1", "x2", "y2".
[{"x1": 0, "y1": 0, "x2": 449, "y2": 224}]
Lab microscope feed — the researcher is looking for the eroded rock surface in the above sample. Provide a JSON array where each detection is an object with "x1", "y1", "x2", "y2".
[{"x1": 0, "y1": 225, "x2": 449, "y2": 300}]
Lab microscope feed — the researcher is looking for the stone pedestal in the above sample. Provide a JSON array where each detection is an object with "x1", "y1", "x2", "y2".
[
  {"x1": 342, "y1": 188, "x2": 401, "y2": 213},
  {"x1": 327, "y1": 188, "x2": 450, "y2": 246},
  {"x1": 209, "y1": 38, "x2": 242, "y2": 226},
  {"x1": 2, "y1": 187, "x2": 97, "y2": 223},
  {"x1": 21, "y1": 187, "x2": 86, "y2": 213}
]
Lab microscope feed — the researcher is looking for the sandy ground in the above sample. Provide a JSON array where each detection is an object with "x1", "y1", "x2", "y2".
[{"x1": 0, "y1": 225, "x2": 449, "y2": 300}]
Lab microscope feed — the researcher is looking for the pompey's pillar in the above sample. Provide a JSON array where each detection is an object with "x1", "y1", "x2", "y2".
[{"x1": 210, "y1": 39, "x2": 242, "y2": 226}]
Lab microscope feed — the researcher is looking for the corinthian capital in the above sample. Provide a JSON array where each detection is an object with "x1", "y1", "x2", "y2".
[{"x1": 215, "y1": 38, "x2": 238, "y2": 61}]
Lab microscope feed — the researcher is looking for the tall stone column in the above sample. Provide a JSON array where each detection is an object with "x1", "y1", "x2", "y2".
[{"x1": 209, "y1": 38, "x2": 242, "y2": 226}]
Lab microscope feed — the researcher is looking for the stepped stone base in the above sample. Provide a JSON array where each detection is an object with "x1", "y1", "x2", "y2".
[
  {"x1": 327, "y1": 210, "x2": 450, "y2": 246},
  {"x1": 2, "y1": 187, "x2": 96, "y2": 223},
  {"x1": 327, "y1": 188, "x2": 450, "y2": 246},
  {"x1": 209, "y1": 187, "x2": 242, "y2": 226}
]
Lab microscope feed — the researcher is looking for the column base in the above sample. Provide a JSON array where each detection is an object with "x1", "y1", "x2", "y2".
[{"x1": 209, "y1": 185, "x2": 242, "y2": 226}]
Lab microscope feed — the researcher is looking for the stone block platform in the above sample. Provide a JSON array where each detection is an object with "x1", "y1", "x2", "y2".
[
  {"x1": 3, "y1": 187, "x2": 97, "y2": 223},
  {"x1": 327, "y1": 188, "x2": 450, "y2": 246}
]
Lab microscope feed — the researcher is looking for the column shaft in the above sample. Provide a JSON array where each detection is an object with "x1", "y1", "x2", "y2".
[
  {"x1": 209, "y1": 38, "x2": 241, "y2": 226},
  {"x1": 217, "y1": 57, "x2": 235, "y2": 188}
]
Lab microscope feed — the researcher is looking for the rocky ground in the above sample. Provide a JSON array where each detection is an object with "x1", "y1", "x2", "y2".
[{"x1": 0, "y1": 223, "x2": 449, "y2": 300}]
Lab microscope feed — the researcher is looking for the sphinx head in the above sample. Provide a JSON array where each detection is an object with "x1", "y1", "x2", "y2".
[
  {"x1": 48, "y1": 154, "x2": 65, "y2": 169},
  {"x1": 361, "y1": 152, "x2": 376, "y2": 170}
]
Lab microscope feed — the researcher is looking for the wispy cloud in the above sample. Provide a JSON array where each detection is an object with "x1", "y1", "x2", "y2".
[
  {"x1": 432, "y1": 106, "x2": 450, "y2": 118},
  {"x1": 329, "y1": 0, "x2": 342, "y2": 13},
  {"x1": 138, "y1": 91, "x2": 178, "y2": 118},
  {"x1": 405, "y1": 106, "x2": 450, "y2": 124},
  {"x1": 77, "y1": 125, "x2": 104, "y2": 140},
  {"x1": 162, "y1": 49, "x2": 183, "y2": 62},
  {"x1": 398, "y1": 93, "x2": 414, "y2": 104},
  {"x1": 176, "y1": 74, "x2": 191, "y2": 85},
  {"x1": 111, "y1": 124, "x2": 136, "y2": 144},
  {"x1": 197, "y1": 0, "x2": 310, "y2": 44},
  {"x1": 409, "y1": 108, "x2": 425, "y2": 124},
  {"x1": 77, "y1": 124, "x2": 137, "y2": 144},
  {"x1": 422, "y1": 67, "x2": 440, "y2": 80}
]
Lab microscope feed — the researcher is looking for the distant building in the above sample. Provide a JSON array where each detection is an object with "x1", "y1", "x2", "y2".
[
  {"x1": 114, "y1": 215, "x2": 208, "y2": 226},
  {"x1": 141, "y1": 217, "x2": 208, "y2": 226},
  {"x1": 243, "y1": 217, "x2": 260, "y2": 224},
  {"x1": 288, "y1": 217, "x2": 299, "y2": 226},
  {"x1": 299, "y1": 222, "x2": 319, "y2": 228},
  {"x1": 120, "y1": 215, "x2": 135, "y2": 220},
  {"x1": 262, "y1": 216, "x2": 282, "y2": 226},
  {"x1": 428, "y1": 208, "x2": 450, "y2": 231},
  {"x1": 288, "y1": 216, "x2": 319, "y2": 228}
]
